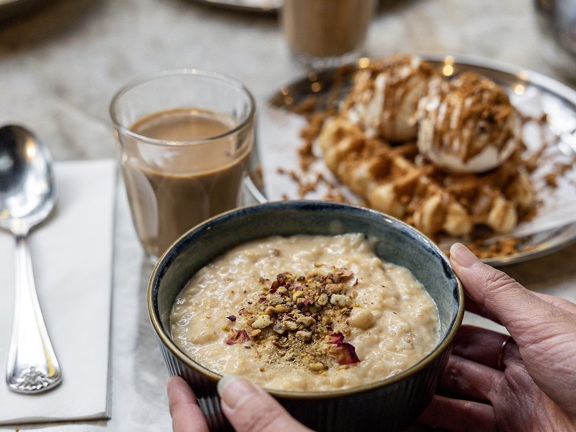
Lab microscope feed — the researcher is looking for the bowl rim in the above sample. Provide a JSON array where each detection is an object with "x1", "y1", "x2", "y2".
[{"x1": 148, "y1": 200, "x2": 465, "y2": 399}]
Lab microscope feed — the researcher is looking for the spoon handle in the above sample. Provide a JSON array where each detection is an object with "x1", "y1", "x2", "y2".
[{"x1": 6, "y1": 234, "x2": 62, "y2": 394}]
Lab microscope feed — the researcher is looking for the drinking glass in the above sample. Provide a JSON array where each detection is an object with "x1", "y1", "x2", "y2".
[
  {"x1": 281, "y1": 0, "x2": 377, "y2": 70},
  {"x1": 110, "y1": 70, "x2": 256, "y2": 261}
]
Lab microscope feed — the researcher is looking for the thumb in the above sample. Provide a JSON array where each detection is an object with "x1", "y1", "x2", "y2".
[
  {"x1": 448, "y1": 243, "x2": 557, "y2": 342},
  {"x1": 217, "y1": 375, "x2": 312, "y2": 432}
]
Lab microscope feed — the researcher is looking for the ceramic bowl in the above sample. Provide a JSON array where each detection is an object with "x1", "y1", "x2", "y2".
[{"x1": 148, "y1": 200, "x2": 464, "y2": 432}]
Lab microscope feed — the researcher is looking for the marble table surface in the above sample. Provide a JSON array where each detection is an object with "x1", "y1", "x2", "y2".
[{"x1": 0, "y1": 0, "x2": 575, "y2": 430}]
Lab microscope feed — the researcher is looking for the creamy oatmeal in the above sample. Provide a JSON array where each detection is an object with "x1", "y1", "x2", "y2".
[{"x1": 170, "y1": 233, "x2": 440, "y2": 391}]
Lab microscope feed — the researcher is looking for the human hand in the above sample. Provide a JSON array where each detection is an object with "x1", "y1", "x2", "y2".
[
  {"x1": 419, "y1": 243, "x2": 576, "y2": 431},
  {"x1": 167, "y1": 374, "x2": 312, "y2": 432}
]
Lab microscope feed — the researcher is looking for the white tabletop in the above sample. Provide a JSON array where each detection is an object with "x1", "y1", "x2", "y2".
[{"x1": 0, "y1": 0, "x2": 575, "y2": 430}]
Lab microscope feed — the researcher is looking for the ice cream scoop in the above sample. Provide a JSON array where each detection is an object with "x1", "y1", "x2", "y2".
[
  {"x1": 342, "y1": 54, "x2": 443, "y2": 142},
  {"x1": 416, "y1": 71, "x2": 522, "y2": 174}
]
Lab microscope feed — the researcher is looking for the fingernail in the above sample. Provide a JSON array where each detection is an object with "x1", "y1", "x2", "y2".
[
  {"x1": 217, "y1": 375, "x2": 258, "y2": 410},
  {"x1": 450, "y1": 243, "x2": 479, "y2": 268}
]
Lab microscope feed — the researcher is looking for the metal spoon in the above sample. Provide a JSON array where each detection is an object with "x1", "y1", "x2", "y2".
[{"x1": 0, "y1": 125, "x2": 62, "y2": 394}]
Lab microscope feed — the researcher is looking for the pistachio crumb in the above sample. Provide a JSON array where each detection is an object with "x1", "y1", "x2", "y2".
[{"x1": 223, "y1": 268, "x2": 361, "y2": 371}]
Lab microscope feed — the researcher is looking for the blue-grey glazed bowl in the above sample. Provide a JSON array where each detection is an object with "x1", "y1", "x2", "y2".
[{"x1": 148, "y1": 200, "x2": 464, "y2": 432}]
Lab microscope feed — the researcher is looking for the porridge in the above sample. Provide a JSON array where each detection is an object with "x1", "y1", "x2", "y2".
[{"x1": 170, "y1": 233, "x2": 440, "y2": 391}]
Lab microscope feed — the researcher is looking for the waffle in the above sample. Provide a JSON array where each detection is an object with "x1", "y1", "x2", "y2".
[
  {"x1": 273, "y1": 54, "x2": 573, "y2": 259},
  {"x1": 300, "y1": 54, "x2": 536, "y2": 241},
  {"x1": 318, "y1": 116, "x2": 535, "y2": 240}
]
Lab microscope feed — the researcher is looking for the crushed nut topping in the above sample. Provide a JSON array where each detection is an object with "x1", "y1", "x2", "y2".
[{"x1": 224, "y1": 268, "x2": 361, "y2": 372}]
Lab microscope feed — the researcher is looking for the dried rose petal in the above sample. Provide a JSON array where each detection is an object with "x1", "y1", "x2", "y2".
[
  {"x1": 297, "y1": 297, "x2": 314, "y2": 309},
  {"x1": 225, "y1": 329, "x2": 250, "y2": 345},
  {"x1": 326, "y1": 332, "x2": 345, "y2": 344},
  {"x1": 326, "y1": 332, "x2": 360, "y2": 365},
  {"x1": 333, "y1": 342, "x2": 360, "y2": 365}
]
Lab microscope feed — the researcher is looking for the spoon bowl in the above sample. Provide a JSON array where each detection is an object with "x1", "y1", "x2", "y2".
[
  {"x1": 0, "y1": 125, "x2": 62, "y2": 394},
  {"x1": 0, "y1": 126, "x2": 56, "y2": 232}
]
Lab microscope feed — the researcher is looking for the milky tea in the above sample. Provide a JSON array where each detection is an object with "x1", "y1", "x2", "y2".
[
  {"x1": 121, "y1": 109, "x2": 252, "y2": 259},
  {"x1": 281, "y1": 0, "x2": 376, "y2": 68}
]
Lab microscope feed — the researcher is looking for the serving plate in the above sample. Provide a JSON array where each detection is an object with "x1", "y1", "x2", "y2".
[
  {"x1": 189, "y1": 0, "x2": 281, "y2": 13},
  {"x1": 256, "y1": 54, "x2": 576, "y2": 267}
]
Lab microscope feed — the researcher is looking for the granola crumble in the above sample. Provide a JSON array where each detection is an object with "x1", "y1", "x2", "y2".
[{"x1": 225, "y1": 269, "x2": 361, "y2": 372}]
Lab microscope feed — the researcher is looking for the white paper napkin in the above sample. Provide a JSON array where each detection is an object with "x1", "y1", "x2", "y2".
[{"x1": 0, "y1": 159, "x2": 116, "y2": 425}]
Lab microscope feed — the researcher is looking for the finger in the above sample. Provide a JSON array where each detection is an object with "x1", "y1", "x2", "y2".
[
  {"x1": 439, "y1": 355, "x2": 503, "y2": 403},
  {"x1": 167, "y1": 376, "x2": 210, "y2": 432},
  {"x1": 463, "y1": 292, "x2": 502, "y2": 324},
  {"x1": 452, "y1": 325, "x2": 510, "y2": 369},
  {"x1": 463, "y1": 275, "x2": 576, "y2": 320},
  {"x1": 497, "y1": 337, "x2": 522, "y2": 370},
  {"x1": 532, "y1": 291, "x2": 576, "y2": 314},
  {"x1": 449, "y1": 243, "x2": 559, "y2": 342},
  {"x1": 217, "y1": 375, "x2": 313, "y2": 432},
  {"x1": 418, "y1": 395, "x2": 496, "y2": 432}
]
